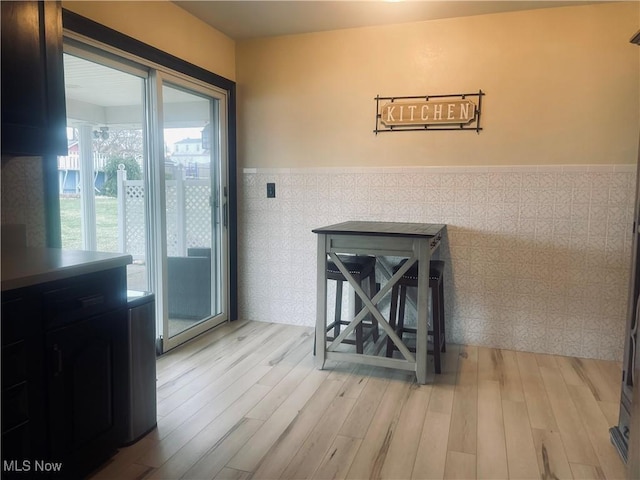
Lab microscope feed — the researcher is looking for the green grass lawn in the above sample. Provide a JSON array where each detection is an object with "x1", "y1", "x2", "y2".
[{"x1": 59, "y1": 196, "x2": 119, "y2": 252}]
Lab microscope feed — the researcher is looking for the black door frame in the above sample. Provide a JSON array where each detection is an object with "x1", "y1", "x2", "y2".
[{"x1": 45, "y1": 10, "x2": 238, "y2": 320}]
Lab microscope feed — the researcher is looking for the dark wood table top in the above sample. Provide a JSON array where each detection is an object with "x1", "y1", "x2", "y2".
[{"x1": 312, "y1": 221, "x2": 445, "y2": 238}]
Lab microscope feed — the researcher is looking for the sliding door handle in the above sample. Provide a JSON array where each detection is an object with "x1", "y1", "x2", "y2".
[{"x1": 223, "y1": 202, "x2": 228, "y2": 228}]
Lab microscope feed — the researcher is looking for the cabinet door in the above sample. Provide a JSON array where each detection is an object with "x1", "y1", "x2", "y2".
[
  {"x1": 1, "y1": 292, "x2": 47, "y2": 464},
  {"x1": 1, "y1": 0, "x2": 67, "y2": 156},
  {"x1": 46, "y1": 308, "x2": 127, "y2": 478}
]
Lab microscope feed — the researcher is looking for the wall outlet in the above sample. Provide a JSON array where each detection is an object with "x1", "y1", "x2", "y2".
[{"x1": 266, "y1": 182, "x2": 276, "y2": 198}]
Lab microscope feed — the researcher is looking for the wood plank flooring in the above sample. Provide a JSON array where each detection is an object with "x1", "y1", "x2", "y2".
[{"x1": 89, "y1": 320, "x2": 628, "y2": 480}]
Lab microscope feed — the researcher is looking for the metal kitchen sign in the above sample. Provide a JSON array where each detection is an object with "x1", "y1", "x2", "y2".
[
  {"x1": 381, "y1": 100, "x2": 475, "y2": 126},
  {"x1": 374, "y1": 90, "x2": 484, "y2": 134}
]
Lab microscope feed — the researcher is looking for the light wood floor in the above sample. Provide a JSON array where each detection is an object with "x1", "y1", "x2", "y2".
[{"x1": 90, "y1": 320, "x2": 628, "y2": 480}]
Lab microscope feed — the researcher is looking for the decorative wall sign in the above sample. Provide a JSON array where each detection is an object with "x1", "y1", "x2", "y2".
[{"x1": 374, "y1": 90, "x2": 484, "y2": 134}]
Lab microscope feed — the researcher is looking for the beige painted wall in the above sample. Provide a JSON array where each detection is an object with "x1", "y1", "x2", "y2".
[
  {"x1": 62, "y1": 1, "x2": 236, "y2": 81},
  {"x1": 237, "y1": 2, "x2": 640, "y2": 168}
]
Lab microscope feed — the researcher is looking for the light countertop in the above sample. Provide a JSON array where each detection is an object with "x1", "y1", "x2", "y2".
[{"x1": 1, "y1": 247, "x2": 132, "y2": 291}]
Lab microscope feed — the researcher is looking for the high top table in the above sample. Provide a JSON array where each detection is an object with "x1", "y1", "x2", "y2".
[{"x1": 312, "y1": 221, "x2": 446, "y2": 384}]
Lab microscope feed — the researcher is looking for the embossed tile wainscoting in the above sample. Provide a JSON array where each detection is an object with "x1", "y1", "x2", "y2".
[
  {"x1": 1, "y1": 156, "x2": 47, "y2": 247},
  {"x1": 239, "y1": 165, "x2": 636, "y2": 362}
]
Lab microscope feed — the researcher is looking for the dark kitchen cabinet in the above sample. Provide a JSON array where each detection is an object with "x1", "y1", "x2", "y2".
[
  {"x1": 1, "y1": 292, "x2": 47, "y2": 472},
  {"x1": 1, "y1": 0, "x2": 67, "y2": 157},
  {"x1": 46, "y1": 308, "x2": 127, "y2": 479},
  {"x1": 1, "y1": 265, "x2": 128, "y2": 479}
]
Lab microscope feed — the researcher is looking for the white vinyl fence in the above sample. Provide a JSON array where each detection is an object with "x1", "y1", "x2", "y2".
[{"x1": 117, "y1": 165, "x2": 211, "y2": 259}]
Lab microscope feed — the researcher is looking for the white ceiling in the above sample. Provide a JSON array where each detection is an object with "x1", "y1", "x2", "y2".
[
  {"x1": 172, "y1": 0, "x2": 606, "y2": 40},
  {"x1": 64, "y1": 54, "x2": 210, "y2": 128}
]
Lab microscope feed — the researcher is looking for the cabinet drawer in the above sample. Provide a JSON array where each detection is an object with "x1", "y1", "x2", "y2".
[
  {"x1": 1, "y1": 293, "x2": 42, "y2": 344},
  {"x1": 2, "y1": 341, "x2": 27, "y2": 388},
  {"x1": 43, "y1": 268, "x2": 126, "y2": 329},
  {"x1": 2, "y1": 421, "x2": 31, "y2": 461},
  {"x1": 2, "y1": 381, "x2": 29, "y2": 433}
]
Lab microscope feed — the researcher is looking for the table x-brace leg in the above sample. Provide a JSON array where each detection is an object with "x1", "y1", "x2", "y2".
[{"x1": 327, "y1": 252, "x2": 417, "y2": 362}]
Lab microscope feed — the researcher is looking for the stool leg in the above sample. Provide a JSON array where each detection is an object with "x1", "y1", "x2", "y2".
[
  {"x1": 369, "y1": 273, "x2": 379, "y2": 342},
  {"x1": 334, "y1": 280, "x2": 343, "y2": 338},
  {"x1": 431, "y1": 283, "x2": 442, "y2": 374},
  {"x1": 386, "y1": 283, "x2": 400, "y2": 357},
  {"x1": 439, "y1": 279, "x2": 446, "y2": 353},
  {"x1": 354, "y1": 279, "x2": 364, "y2": 354},
  {"x1": 397, "y1": 285, "x2": 407, "y2": 339}
]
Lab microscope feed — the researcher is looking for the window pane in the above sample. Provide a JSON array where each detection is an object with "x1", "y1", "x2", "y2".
[
  {"x1": 162, "y1": 82, "x2": 219, "y2": 337},
  {"x1": 59, "y1": 53, "x2": 148, "y2": 291}
]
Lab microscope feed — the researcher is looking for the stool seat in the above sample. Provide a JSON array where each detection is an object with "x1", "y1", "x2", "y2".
[
  {"x1": 392, "y1": 259, "x2": 444, "y2": 283},
  {"x1": 327, "y1": 255, "x2": 376, "y2": 278},
  {"x1": 326, "y1": 255, "x2": 379, "y2": 354},
  {"x1": 386, "y1": 259, "x2": 446, "y2": 373}
]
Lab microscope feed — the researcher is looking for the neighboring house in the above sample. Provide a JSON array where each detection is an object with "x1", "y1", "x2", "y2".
[
  {"x1": 57, "y1": 140, "x2": 108, "y2": 194},
  {"x1": 168, "y1": 137, "x2": 210, "y2": 179}
]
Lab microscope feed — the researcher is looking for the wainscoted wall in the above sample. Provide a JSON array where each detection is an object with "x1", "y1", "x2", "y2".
[
  {"x1": 239, "y1": 164, "x2": 636, "y2": 361},
  {"x1": 1, "y1": 156, "x2": 46, "y2": 247}
]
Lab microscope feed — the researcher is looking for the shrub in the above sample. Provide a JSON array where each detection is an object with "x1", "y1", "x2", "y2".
[{"x1": 101, "y1": 157, "x2": 142, "y2": 197}]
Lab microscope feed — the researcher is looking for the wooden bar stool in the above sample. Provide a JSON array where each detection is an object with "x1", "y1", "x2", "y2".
[
  {"x1": 385, "y1": 259, "x2": 446, "y2": 373},
  {"x1": 326, "y1": 255, "x2": 380, "y2": 354}
]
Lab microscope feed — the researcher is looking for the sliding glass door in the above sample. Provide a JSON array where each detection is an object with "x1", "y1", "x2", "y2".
[
  {"x1": 60, "y1": 40, "x2": 229, "y2": 352},
  {"x1": 156, "y1": 75, "x2": 228, "y2": 350},
  {"x1": 60, "y1": 48, "x2": 150, "y2": 291}
]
